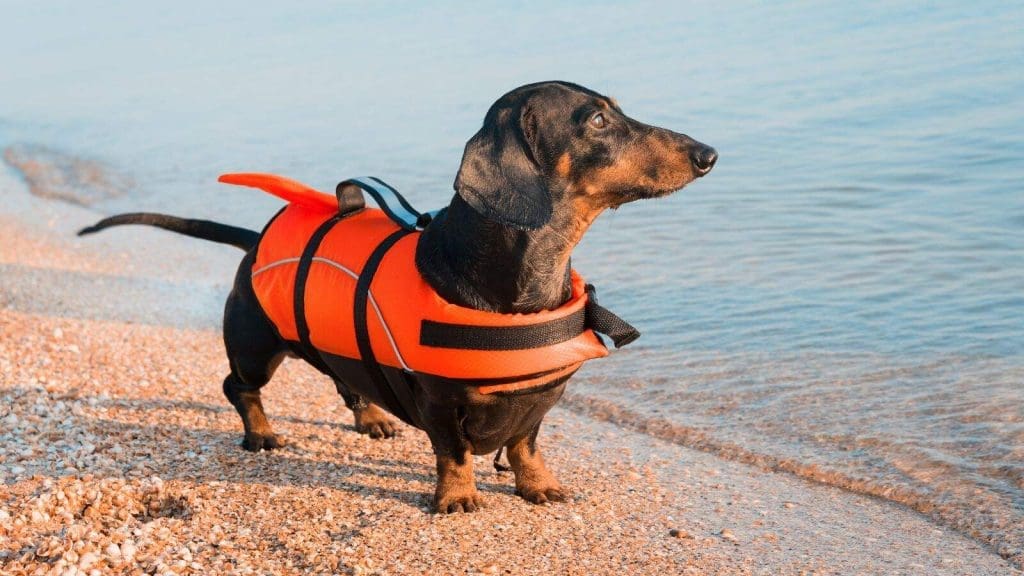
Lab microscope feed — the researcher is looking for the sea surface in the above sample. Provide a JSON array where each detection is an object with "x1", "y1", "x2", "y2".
[{"x1": 2, "y1": 0, "x2": 1022, "y2": 563}]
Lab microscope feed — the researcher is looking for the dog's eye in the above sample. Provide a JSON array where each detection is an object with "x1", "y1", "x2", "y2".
[{"x1": 589, "y1": 113, "x2": 607, "y2": 129}]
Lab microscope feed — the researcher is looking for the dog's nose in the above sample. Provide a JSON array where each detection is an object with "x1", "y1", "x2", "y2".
[{"x1": 689, "y1": 145, "x2": 718, "y2": 176}]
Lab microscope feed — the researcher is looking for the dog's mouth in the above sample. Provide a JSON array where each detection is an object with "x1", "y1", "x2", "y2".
[
  {"x1": 649, "y1": 182, "x2": 695, "y2": 200},
  {"x1": 609, "y1": 184, "x2": 684, "y2": 207}
]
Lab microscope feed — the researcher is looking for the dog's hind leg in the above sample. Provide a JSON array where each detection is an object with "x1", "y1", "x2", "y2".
[
  {"x1": 333, "y1": 380, "x2": 398, "y2": 439},
  {"x1": 223, "y1": 360, "x2": 287, "y2": 451},
  {"x1": 222, "y1": 252, "x2": 290, "y2": 452}
]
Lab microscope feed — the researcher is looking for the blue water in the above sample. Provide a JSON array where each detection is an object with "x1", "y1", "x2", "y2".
[{"x1": 2, "y1": 0, "x2": 1022, "y2": 563}]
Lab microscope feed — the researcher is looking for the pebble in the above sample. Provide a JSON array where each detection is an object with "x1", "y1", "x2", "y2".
[
  {"x1": 720, "y1": 528, "x2": 738, "y2": 543},
  {"x1": 784, "y1": 501, "x2": 796, "y2": 509},
  {"x1": 669, "y1": 528, "x2": 691, "y2": 539},
  {"x1": 78, "y1": 551, "x2": 99, "y2": 569},
  {"x1": 121, "y1": 540, "x2": 137, "y2": 563}
]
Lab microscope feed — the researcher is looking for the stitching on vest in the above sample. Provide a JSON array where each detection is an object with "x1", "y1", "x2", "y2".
[{"x1": 251, "y1": 256, "x2": 411, "y2": 372}]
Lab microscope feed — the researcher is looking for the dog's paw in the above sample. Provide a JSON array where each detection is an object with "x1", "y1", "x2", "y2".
[
  {"x1": 359, "y1": 419, "x2": 397, "y2": 439},
  {"x1": 354, "y1": 405, "x2": 398, "y2": 439},
  {"x1": 434, "y1": 490, "x2": 483, "y2": 514},
  {"x1": 242, "y1": 432, "x2": 285, "y2": 452},
  {"x1": 516, "y1": 484, "x2": 568, "y2": 505}
]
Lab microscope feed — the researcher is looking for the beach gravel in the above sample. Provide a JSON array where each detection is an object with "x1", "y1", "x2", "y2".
[
  {"x1": 0, "y1": 177, "x2": 1019, "y2": 575},
  {"x1": 2, "y1": 309, "x2": 1018, "y2": 575}
]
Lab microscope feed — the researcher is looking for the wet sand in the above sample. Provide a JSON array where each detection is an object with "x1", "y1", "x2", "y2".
[{"x1": 1, "y1": 169, "x2": 1019, "y2": 575}]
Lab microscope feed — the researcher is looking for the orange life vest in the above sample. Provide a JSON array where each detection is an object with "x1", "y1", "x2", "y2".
[{"x1": 219, "y1": 173, "x2": 637, "y2": 413}]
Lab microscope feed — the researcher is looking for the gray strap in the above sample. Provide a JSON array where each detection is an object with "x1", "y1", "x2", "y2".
[{"x1": 342, "y1": 176, "x2": 439, "y2": 231}]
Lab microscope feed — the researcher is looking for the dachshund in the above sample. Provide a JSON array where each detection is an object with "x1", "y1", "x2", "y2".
[{"x1": 79, "y1": 81, "x2": 716, "y2": 512}]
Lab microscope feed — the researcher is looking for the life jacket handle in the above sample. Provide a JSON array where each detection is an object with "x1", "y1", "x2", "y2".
[{"x1": 337, "y1": 177, "x2": 442, "y2": 231}]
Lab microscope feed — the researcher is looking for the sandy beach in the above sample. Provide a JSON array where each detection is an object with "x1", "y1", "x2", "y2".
[{"x1": 1, "y1": 169, "x2": 1019, "y2": 575}]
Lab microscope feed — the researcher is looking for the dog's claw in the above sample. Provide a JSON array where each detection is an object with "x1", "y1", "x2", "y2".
[
  {"x1": 435, "y1": 492, "x2": 483, "y2": 514},
  {"x1": 360, "y1": 421, "x2": 397, "y2": 439},
  {"x1": 517, "y1": 486, "x2": 567, "y2": 505},
  {"x1": 242, "y1": 432, "x2": 285, "y2": 452},
  {"x1": 354, "y1": 405, "x2": 398, "y2": 440}
]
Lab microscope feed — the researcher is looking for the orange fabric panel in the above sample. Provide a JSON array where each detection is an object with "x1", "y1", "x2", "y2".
[
  {"x1": 304, "y1": 210, "x2": 402, "y2": 361},
  {"x1": 370, "y1": 237, "x2": 608, "y2": 379},
  {"x1": 251, "y1": 206, "x2": 337, "y2": 341}
]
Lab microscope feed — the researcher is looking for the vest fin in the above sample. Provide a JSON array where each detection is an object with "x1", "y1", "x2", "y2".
[{"x1": 219, "y1": 173, "x2": 339, "y2": 212}]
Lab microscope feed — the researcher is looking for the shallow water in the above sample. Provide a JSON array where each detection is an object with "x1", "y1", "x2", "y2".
[{"x1": 2, "y1": 0, "x2": 1022, "y2": 563}]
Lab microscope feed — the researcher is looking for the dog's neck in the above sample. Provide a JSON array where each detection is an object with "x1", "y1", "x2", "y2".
[{"x1": 415, "y1": 194, "x2": 593, "y2": 314}]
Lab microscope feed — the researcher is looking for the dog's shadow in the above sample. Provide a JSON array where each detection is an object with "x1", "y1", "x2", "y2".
[
  {"x1": 60, "y1": 394, "x2": 516, "y2": 512},
  {"x1": 92, "y1": 395, "x2": 343, "y2": 429}
]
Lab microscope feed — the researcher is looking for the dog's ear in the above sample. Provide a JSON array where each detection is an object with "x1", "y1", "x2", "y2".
[{"x1": 454, "y1": 102, "x2": 552, "y2": 230}]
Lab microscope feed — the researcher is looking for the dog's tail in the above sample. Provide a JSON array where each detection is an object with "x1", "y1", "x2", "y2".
[{"x1": 78, "y1": 213, "x2": 259, "y2": 251}]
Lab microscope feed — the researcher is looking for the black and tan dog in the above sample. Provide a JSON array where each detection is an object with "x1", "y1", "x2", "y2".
[{"x1": 79, "y1": 81, "x2": 716, "y2": 512}]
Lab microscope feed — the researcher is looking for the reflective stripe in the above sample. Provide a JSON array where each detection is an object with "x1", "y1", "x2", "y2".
[
  {"x1": 312, "y1": 257, "x2": 412, "y2": 372},
  {"x1": 348, "y1": 177, "x2": 422, "y2": 230},
  {"x1": 249, "y1": 256, "x2": 412, "y2": 372},
  {"x1": 251, "y1": 257, "x2": 300, "y2": 278}
]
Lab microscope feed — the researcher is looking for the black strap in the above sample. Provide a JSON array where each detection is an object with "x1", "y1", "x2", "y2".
[
  {"x1": 420, "y1": 284, "x2": 639, "y2": 351},
  {"x1": 421, "y1": 312, "x2": 586, "y2": 351},
  {"x1": 294, "y1": 214, "x2": 342, "y2": 353},
  {"x1": 354, "y1": 228, "x2": 417, "y2": 424},
  {"x1": 584, "y1": 284, "x2": 641, "y2": 348}
]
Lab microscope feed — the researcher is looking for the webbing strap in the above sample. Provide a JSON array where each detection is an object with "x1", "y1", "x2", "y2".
[
  {"x1": 294, "y1": 215, "x2": 342, "y2": 354},
  {"x1": 339, "y1": 177, "x2": 441, "y2": 230},
  {"x1": 419, "y1": 284, "x2": 640, "y2": 351},
  {"x1": 354, "y1": 228, "x2": 417, "y2": 425},
  {"x1": 584, "y1": 284, "x2": 641, "y2": 348},
  {"x1": 421, "y1": 311, "x2": 585, "y2": 351}
]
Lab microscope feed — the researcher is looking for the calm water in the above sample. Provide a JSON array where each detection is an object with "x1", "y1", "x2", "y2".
[{"x1": 2, "y1": 0, "x2": 1022, "y2": 563}]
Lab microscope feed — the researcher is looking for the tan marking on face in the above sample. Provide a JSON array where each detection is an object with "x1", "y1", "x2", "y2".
[
  {"x1": 608, "y1": 97, "x2": 619, "y2": 108},
  {"x1": 555, "y1": 152, "x2": 572, "y2": 178},
  {"x1": 576, "y1": 130, "x2": 695, "y2": 206}
]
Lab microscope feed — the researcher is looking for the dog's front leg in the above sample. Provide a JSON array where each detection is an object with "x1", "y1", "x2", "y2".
[
  {"x1": 423, "y1": 405, "x2": 481, "y2": 513},
  {"x1": 506, "y1": 424, "x2": 566, "y2": 504}
]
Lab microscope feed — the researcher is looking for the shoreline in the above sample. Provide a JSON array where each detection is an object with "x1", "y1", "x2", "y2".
[{"x1": 1, "y1": 165, "x2": 1019, "y2": 574}]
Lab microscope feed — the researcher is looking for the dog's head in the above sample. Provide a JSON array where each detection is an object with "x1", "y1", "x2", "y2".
[{"x1": 455, "y1": 81, "x2": 717, "y2": 230}]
